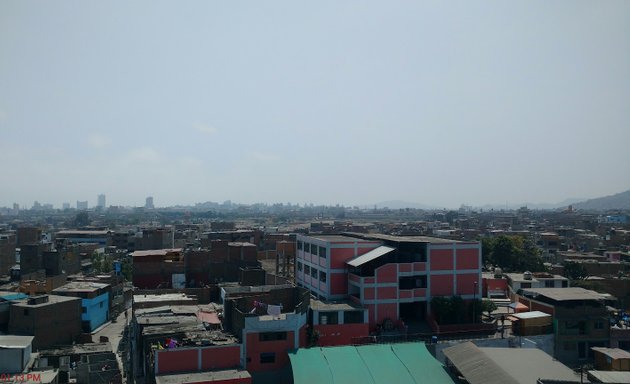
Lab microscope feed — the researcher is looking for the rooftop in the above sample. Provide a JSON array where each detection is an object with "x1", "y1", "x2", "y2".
[
  {"x1": 347, "y1": 246, "x2": 395, "y2": 267},
  {"x1": 310, "y1": 298, "x2": 365, "y2": 312},
  {"x1": 12, "y1": 294, "x2": 81, "y2": 308},
  {"x1": 155, "y1": 369, "x2": 251, "y2": 384},
  {"x1": 56, "y1": 230, "x2": 110, "y2": 236},
  {"x1": 511, "y1": 311, "x2": 552, "y2": 320},
  {"x1": 591, "y1": 347, "x2": 630, "y2": 360},
  {"x1": 300, "y1": 234, "x2": 373, "y2": 243},
  {"x1": 443, "y1": 342, "x2": 579, "y2": 384},
  {"x1": 588, "y1": 370, "x2": 630, "y2": 384},
  {"x1": 522, "y1": 287, "x2": 610, "y2": 302},
  {"x1": 345, "y1": 232, "x2": 463, "y2": 244},
  {"x1": 133, "y1": 293, "x2": 195, "y2": 303},
  {"x1": 53, "y1": 281, "x2": 109, "y2": 293},
  {"x1": 39, "y1": 342, "x2": 112, "y2": 356},
  {"x1": 0, "y1": 335, "x2": 34, "y2": 349},
  {"x1": 131, "y1": 248, "x2": 182, "y2": 257},
  {"x1": 290, "y1": 343, "x2": 454, "y2": 384}
]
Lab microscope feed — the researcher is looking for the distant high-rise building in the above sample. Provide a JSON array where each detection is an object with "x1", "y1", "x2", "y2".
[
  {"x1": 145, "y1": 196, "x2": 154, "y2": 209},
  {"x1": 62, "y1": 202, "x2": 70, "y2": 210},
  {"x1": 12, "y1": 203, "x2": 19, "y2": 215},
  {"x1": 77, "y1": 200, "x2": 88, "y2": 210},
  {"x1": 97, "y1": 194, "x2": 106, "y2": 209},
  {"x1": 32, "y1": 201, "x2": 42, "y2": 210}
]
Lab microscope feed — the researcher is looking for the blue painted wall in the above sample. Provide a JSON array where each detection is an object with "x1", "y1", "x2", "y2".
[{"x1": 81, "y1": 292, "x2": 109, "y2": 332}]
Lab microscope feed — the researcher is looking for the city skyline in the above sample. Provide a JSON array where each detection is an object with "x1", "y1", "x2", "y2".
[{"x1": 1, "y1": 1, "x2": 629, "y2": 208}]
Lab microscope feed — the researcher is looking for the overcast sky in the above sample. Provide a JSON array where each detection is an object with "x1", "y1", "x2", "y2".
[{"x1": 1, "y1": 1, "x2": 629, "y2": 209}]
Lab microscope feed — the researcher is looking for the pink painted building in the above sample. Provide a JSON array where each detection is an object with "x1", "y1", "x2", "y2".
[{"x1": 296, "y1": 233, "x2": 481, "y2": 329}]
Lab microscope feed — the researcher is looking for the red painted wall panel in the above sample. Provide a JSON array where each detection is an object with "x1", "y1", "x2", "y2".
[
  {"x1": 413, "y1": 262, "x2": 426, "y2": 272},
  {"x1": 330, "y1": 248, "x2": 356, "y2": 269},
  {"x1": 364, "y1": 287, "x2": 375, "y2": 300},
  {"x1": 314, "y1": 323, "x2": 369, "y2": 346},
  {"x1": 377, "y1": 286, "x2": 397, "y2": 300},
  {"x1": 399, "y1": 264, "x2": 412, "y2": 273},
  {"x1": 376, "y1": 264, "x2": 397, "y2": 283},
  {"x1": 201, "y1": 345, "x2": 241, "y2": 371},
  {"x1": 245, "y1": 331, "x2": 294, "y2": 372},
  {"x1": 430, "y1": 249, "x2": 454, "y2": 270},
  {"x1": 455, "y1": 248, "x2": 479, "y2": 270},
  {"x1": 399, "y1": 290, "x2": 412, "y2": 299},
  {"x1": 456, "y1": 273, "x2": 479, "y2": 295},
  {"x1": 376, "y1": 303, "x2": 397, "y2": 324},
  {"x1": 156, "y1": 349, "x2": 198, "y2": 374},
  {"x1": 431, "y1": 275, "x2": 454, "y2": 296},
  {"x1": 330, "y1": 273, "x2": 347, "y2": 296}
]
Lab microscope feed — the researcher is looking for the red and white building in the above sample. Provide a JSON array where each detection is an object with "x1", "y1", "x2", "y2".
[{"x1": 296, "y1": 233, "x2": 481, "y2": 329}]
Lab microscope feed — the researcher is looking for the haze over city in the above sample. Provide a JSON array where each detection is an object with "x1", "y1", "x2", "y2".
[{"x1": 1, "y1": 1, "x2": 629, "y2": 208}]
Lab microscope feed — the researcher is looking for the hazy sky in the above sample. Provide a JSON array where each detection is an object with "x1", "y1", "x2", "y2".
[{"x1": 1, "y1": 1, "x2": 629, "y2": 209}]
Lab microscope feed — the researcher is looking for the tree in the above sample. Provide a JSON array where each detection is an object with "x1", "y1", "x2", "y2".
[
  {"x1": 482, "y1": 235, "x2": 545, "y2": 272},
  {"x1": 481, "y1": 299, "x2": 498, "y2": 317}
]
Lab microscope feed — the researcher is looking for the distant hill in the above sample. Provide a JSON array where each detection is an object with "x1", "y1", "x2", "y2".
[{"x1": 573, "y1": 190, "x2": 630, "y2": 211}]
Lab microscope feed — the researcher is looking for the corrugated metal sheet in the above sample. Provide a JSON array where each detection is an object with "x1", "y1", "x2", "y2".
[
  {"x1": 442, "y1": 342, "x2": 517, "y2": 384},
  {"x1": 347, "y1": 246, "x2": 395, "y2": 267}
]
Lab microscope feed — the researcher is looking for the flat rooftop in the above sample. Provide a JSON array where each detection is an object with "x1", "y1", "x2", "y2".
[
  {"x1": 39, "y1": 342, "x2": 112, "y2": 356},
  {"x1": 12, "y1": 295, "x2": 81, "y2": 308},
  {"x1": 131, "y1": 248, "x2": 182, "y2": 257},
  {"x1": 53, "y1": 281, "x2": 109, "y2": 293},
  {"x1": 345, "y1": 232, "x2": 464, "y2": 244},
  {"x1": 133, "y1": 293, "x2": 195, "y2": 303},
  {"x1": 0, "y1": 335, "x2": 34, "y2": 348},
  {"x1": 309, "y1": 298, "x2": 365, "y2": 312},
  {"x1": 56, "y1": 230, "x2": 110, "y2": 236},
  {"x1": 156, "y1": 369, "x2": 251, "y2": 384},
  {"x1": 522, "y1": 287, "x2": 610, "y2": 302},
  {"x1": 301, "y1": 234, "x2": 372, "y2": 243}
]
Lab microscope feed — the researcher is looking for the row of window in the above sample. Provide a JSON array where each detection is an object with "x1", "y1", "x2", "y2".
[
  {"x1": 297, "y1": 262, "x2": 327, "y2": 282},
  {"x1": 297, "y1": 241, "x2": 327, "y2": 258}
]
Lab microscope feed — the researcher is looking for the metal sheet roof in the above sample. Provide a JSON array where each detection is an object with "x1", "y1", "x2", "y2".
[
  {"x1": 443, "y1": 342, "x2": 581, "y2": 384},
  {"x1": 591, "y1": 347, "x2": 630, "y2": 360},
  {"x1": 290, "y1": 343, "x2": 454, "y2": 384},
  {"x1": 0, "y1": 335, "x2": 34, "y2": 349},
  {"x1": 347, "y1": 246, "x2": 395, "y2": 267}
]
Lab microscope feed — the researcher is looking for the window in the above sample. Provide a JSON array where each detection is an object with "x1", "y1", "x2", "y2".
[
  {"x1": 82, "y1": 306, "x2": 87, "y2": 314},
  {"x1": 311, "y1": 267, "x2": 318, "y2": 278},
  {"x1": 304, "y1": 243, "x2": 310, "y2": 253},
  {"x1": 297, "y1": 262, "x2": 303, "y2": 271},
  {"x1": 319, "y1": 311, "x2": 338, "y2": 325},
  {"x1": 319, "y1": 246, "x2": 327, "y2": 258},
  {"x1": 259, "y1": 332, "x2": 287, "y2": 341},
  {"x1": 521, "y1": 282, "x2": 532, "y2": 289},
  {"x1": 399, "y1": 276, "x2": 426, "y2": 289},
  {"x1": 304, "y1": 265, "x2": 310, "y2": 275},
  {"x1": 544, "y1": 280, "x2": 555, "y2": 288},
  {"x1": 297, "y1": 241, "x2": 303, "y2": 250},
  {"x1": 344, "y1": 311, "x2": 365, "y2": 324},
  {"x1": 319, "y1": 271, "x2": 327, "y2": 283},
  {"x1": 260, "y1": 352, "x2": 276, "y2": 364},
  {"x1": 562, "y1": 280, "x2": 569, "y2": 288}
]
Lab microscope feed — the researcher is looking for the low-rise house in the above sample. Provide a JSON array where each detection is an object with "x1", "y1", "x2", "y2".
[
  {"x1": 592, "y1": 347, "x2": 630, "y2": 371},
  {"x1": 0, "y1": 335, "x2": 34, "y2": 373},
  {"x1": 9, "y1": 295, "x2": 82, "y2": 350},
  {"x1": 53, "y1": 281, "x2": 111, "y2": 332},
  {"x1": 518, "y1": 287, "x2": 611, "y2": 364}
]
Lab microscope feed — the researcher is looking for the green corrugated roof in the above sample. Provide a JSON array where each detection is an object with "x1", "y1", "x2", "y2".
[
  {"x1": 290, "y1": 347, "x2": 334, "y2": 384},
  {"x1": 289, "y1": 343, "x2": 454, "y2": 384},
  {"x1": 321, "y1": 346, "x2": 375, "y2": 384}
]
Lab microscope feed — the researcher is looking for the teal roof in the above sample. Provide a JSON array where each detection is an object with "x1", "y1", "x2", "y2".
[{"x1": 289, "y1": 343, "x2": 454, "y2": 384}]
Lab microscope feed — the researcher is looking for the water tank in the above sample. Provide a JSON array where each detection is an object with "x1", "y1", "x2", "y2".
[
  {"x1": 523, "y1": 271, "x2": 532, "y2": 280},
  {"x1": 494, "y1": 267, "x2": 503, "y2": 278}
]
